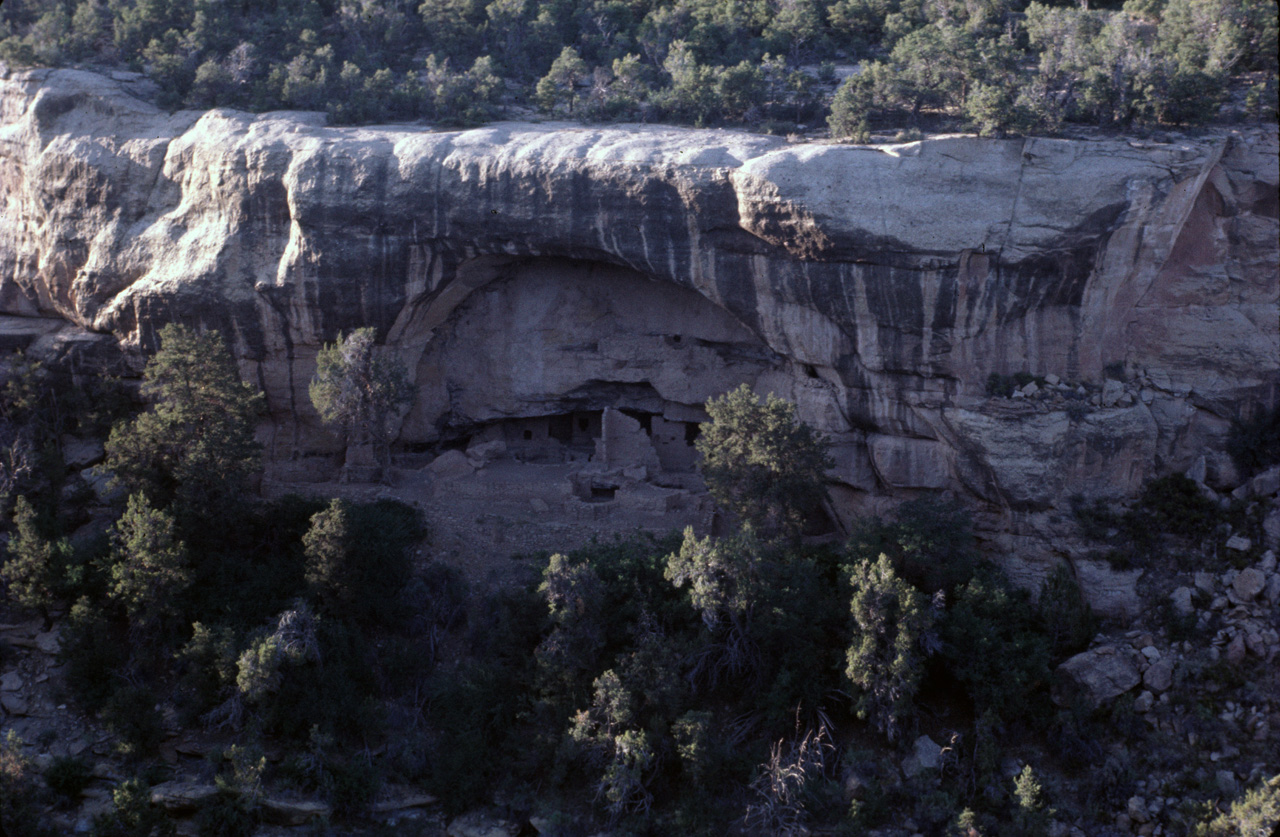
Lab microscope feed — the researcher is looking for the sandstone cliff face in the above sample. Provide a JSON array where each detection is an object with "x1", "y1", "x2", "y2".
[{"x1": 2, "y1": 69, "x2": 1276, "y2": 529}]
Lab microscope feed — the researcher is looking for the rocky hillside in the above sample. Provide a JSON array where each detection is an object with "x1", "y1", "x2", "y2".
[{"x1": 1, "y1": 68, "x2": 1276, "y2": 560}]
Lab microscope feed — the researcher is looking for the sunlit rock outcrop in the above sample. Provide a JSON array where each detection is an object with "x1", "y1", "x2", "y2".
[{"x1": 2, "y1": 69, "x2": 1276, "y2": 549}]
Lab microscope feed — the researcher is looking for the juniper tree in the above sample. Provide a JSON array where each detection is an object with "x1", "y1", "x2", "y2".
[
  {"x1": 846, "y1": 553, "x2": 936, "y2": 742},
  {"x1": 105, "y1": 324, "x2": 263, "y2": 525},
  {"x1": 0, "y1": 495, "x2": 72, "y2": 624},
  {"x1": 696, "y1": 384, "x2": 831, "y2": 542},
  {"x1": 309, "y1": 328, "x2": 415, "y2": 478},
  {"x1": 108, "y1": 493, "x2": 190, "y2": 632}
]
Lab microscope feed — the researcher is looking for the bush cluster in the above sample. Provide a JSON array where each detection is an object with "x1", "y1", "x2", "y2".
[
  {"x1": 0, "y1": 0, "x2": 1273, "y2": 132},
  {"x1": 1071, "y1": 472, "x2": 1265, "y2": 570},
  {"x1": 2, "y1": 337, "x2": 1261, "y2": 832},
  {"x1": 1, "y1": 327, "x2": 447, "y2": 831},
  {"x1": 388, "y1": 388, "x2": 1102, "y2": 833}
]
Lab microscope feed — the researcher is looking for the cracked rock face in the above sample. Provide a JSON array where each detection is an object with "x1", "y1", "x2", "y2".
[{"x1": 1, "y1": 69, "x2": 1277, "y2": 529}]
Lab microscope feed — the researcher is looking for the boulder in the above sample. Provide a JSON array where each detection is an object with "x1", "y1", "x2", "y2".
[
  {"x1": 1226, "y1": 534, "x2": 1252, "y2": 552},
  {"x1": 370, "y1": 789, "x2": 438, "y2": 814},
  {"x1": 1185, "y1": 455, "x2": 1207, "y2": 484},
  {"x1": 465, "y1": 440, "x2": 507, "y2": 469},
  {"x1": 60, "y1": 436, "x2": 105, "y2": 470},
  {"x1": 82, "y1": 466, "x2": 124, "y2": 504},
  {"x1": 1143, "y1": 659, "x2": 1174, "y2": 692},
  {"x1": 1169, "y1": 586, "x2": 1194, "y2": 616},
  {"x1": 1101, "y1": 379, "x2": 1124, "y2": 407},
  {"x1": 1250, "y1": 466, "x2": 1280, "y2": 498},
  {"x1": 1265, "y1": 574, "x2": 1280, "y2": 606},
  {"x1": 150, "y1": 781, "x2": 219, "y2": 814},
  {"x1": 428, "y1": 450, "x2": 475, "y2": 480},
  {"x1": 34, "y1": 628, "x2": 60, "y2": 654},
  {"x1": 1, "y1": 692, "x2": 29, "y2": 715},
  {"x1": 901, "y1": 735, "x2": 944, "y2": 778},
  {"x1": 260, "y1": 797, "x2": 331, "y2": 826},
  {"x1": 1264, "y1": 510, "x2": 1280, "y2": 549},
  {"x1": 448, "y1": 811, "x2": 521, "y2": 837},
  {"x1": 1052, "y1": 645, "x2": 1141, "y2": 708},
  {"x1": 1232, "y1": 568, "x2": 1265, "y2": 601},
  {"x1": 0, "y1": 69, "x2": 1274, "y2": 531},
  {"x1": 1074, "y1": 560, "x2": 1143, "y2": 621}
]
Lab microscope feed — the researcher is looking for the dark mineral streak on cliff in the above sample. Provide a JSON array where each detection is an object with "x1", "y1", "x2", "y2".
[{"x1": 1, "y1": 69, "x2": 1276, "y2": 539}]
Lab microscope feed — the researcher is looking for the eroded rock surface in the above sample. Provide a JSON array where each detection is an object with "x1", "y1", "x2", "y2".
[{"x1": 1, "y1": 68, "x2": 1276, "y2": 541}]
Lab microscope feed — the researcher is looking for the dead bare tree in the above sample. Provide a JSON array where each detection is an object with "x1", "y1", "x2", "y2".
[{"x1": 742, "y1": 710, "x2": 835, "y2": 836}]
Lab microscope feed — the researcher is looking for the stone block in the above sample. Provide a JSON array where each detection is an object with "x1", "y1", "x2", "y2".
[
  {"x1": 866, "y1": 434, "x2": 948, "y2": 490},
  {"x1": 1250, "y1": 466, "x2": 1280, "y2": 498},
  {"x1": 428, "y1": 450, "x2": 475, "y2": 480},
  {"x1": 1232, "y1": 567, "x2": 1265, "y2": 601},
  {"x1": 1169, "y1": 586, "x2": 1194, "y2": 616},
  {"x1": 1074, "y1": 559, "x2": 1143, "y2": 621},
  {"x1": 901, "y1": 735, "x2": 943, "y2": 778},
  {"x1": 1226, "y1": 534, "x2": 1252, "y2": 552},
  {"x1": 1143, "y1": 659, "x2": 1174, "y2": 692},
  {"x1": 1052, "y1": 645, "x2": 1141, "y2": 708},
  {"x1": 1102, "y1": 379, "x2": 1124, "y2": 407}
]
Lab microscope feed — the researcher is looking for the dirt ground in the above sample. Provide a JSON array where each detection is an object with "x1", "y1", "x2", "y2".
[{"x1": 263, "y1": 458, "x2": 714, "y2": 591}]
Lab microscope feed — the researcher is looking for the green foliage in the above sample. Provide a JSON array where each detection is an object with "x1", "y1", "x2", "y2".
[
  {"x1": 1036, "y1": 564, "x2": 1096, "y2": 659},
  {"x1": 194, "y1": 788, "x2": 257, "y2": 837},
  {"x1": 105, "y1": 324, "x2": 263, "y2": 523},
  {"x1": 1010, "y1": 765, "x2": 1054, "y2": 836},
  {"x1": 235, "y1": 604, "x2": 320, "y2": 705},
  {"x1": 846, "y1": 554, "x2": 935, "y2": 741},
  {"x1": 666, "y1": 526, "x2": 762, "y2": 631},
  {"x1": 537, "y1": 46, "x2": 590, "y2": 113},
  {"x1": 44, "y1": 755, "x2": 93, "y2": 803},
  {"x1": 91, "y1": 778, "x2": 175, "y2": 837},
  {"x1": 422, "y1": 54, "x2": 504, "y2": 124},
  {"x1": 182, "y1": 493, "x2": 318, "y2": 629},
  {"x1": 1, "y1": 494, "x2": 74, "y2": 616},
  {"x1": 667, "y1": 526, "x2": 767, "y2": 688},
  {"x1": 568, "y1": 671, "x2": 655, "y2": 820},
  {"x1": 61, "y1": 595, "x2": 128, "y2": 709},
  {"x1": 302, "y1": 498, "x2": 419, "y2": 626},
  {"x1": 696, "y1": 384, "x2": 832, "y2": 541},
  {"x1": 102, "y1": 685, "x2": 165, "y2": 760},
  {"x1": 1226, "y1": 405, "x2": 1280, "y2": 477},
  {"x1": 309, "y1": 328, "x2": 415, "y2": 475},
  {"x1": 536, "y1": 552, "x2": 608, "y2": 697},
  {"x1": 846, "y1": 497, "x2": 978, "y2": 595},
  {"x1": 0, "y1": 0, "x2": 1272, "y2": 133},
  {"x1": 1, "y1": 731, "x2": 53, "y2": 837},
  {"x1": 941, "y1": 566, "x2": 1051, "y2": 724},
  {"x1": 1137, "y1": 474, "x2": 1221, "y2": 542},
  {"x1": 421, "y1": 660, "x2": 523, "y2": 814},
  {"x1": 828, "y1": 72, "x2": 872, "y2": 140},
  {"x1": 108, "y1": 492, "x2": 190, "y2": 631},
  {"x1": 319, "y1": 755, "x2": 381, "y2": 818},
  {"x1": 1072, "y1": 472, "x2": 1244, "y2": 570},
  {"x1": 673, "y1": 710, "x2": 715, "y2": 783},
  {"x1": 1192, "y1": 773, "x2": 1280, "y2": 836},
  {"x1": 1, "y1": 350, "x2": 129, "y2": 514},
  {"x1": 176, "y1": 621, "x2": 239, "y2": 719}
]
